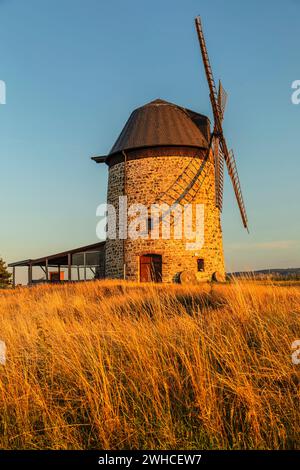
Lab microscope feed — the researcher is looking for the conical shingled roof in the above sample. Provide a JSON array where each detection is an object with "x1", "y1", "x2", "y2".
[{"x1": 109, "y1": 99, "x2": 210, "y2": 155}]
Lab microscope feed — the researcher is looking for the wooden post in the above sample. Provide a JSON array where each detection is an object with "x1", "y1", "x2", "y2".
[
  {"x1": 12, "y1": 267, "x2": 16, "y2": 288},
  {"x1": 45, "y1": 258, "x2": 49, "y2": 282},
  {"x1": 68, "y1": 254, "x2": 72, "y2": 281},
  {"x1": 84, "y1": 253, "x2": 87, "y2": 281},
  {"x1": 77, "y1": 266, "x2": 80, "y2": 281},
  {"x1": 28, "y1": 264, "x2": 33, "y2": 286}
]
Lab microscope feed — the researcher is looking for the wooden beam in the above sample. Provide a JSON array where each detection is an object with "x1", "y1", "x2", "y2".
[{"x1": 91, "y1": 155, "x2": 106, "y2": 163}]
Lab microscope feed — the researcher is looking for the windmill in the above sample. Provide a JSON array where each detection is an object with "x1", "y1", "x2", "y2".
[
  {"x1": 92, "y1": 16, "x2": 248, "y2": 283},
  {"x1": 195, "y1": 16, "x2": 249, "y2": 231}
]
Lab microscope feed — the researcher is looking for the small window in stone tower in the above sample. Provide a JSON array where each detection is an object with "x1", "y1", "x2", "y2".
[
  {"x1": 197, "y1": 258, "x2": 205, "y2": 272},
  {"x1": 147, "y1": 217, "x2": 153, "y2": 235}
]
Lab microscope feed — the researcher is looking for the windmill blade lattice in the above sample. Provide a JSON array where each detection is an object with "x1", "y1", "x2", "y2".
[
  {"x1": 214, "y1": 141, "x2": 224, "y2": 211},
  {"x1": 151, "y1": 136, "x2": 214, "y2": 229},
  {"x1": 154, "y1": 143, "x2": 212, "y2": 208},
  {"x1": 218, "y1": 80, "x2": 228, "y2": 121}
]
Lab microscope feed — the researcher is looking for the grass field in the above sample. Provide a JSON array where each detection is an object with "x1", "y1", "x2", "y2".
[{"x1": 0, "y1": 280, "x2": 299, "y2": 449}]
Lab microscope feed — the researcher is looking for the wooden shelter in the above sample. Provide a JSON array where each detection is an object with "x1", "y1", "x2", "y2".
[{"x1": 8, "y1": 242, "x2": 105, "y2": 286}]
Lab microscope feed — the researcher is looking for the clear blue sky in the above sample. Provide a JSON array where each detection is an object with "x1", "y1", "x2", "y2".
[{"x1": 0, "y1": 0, "x2": 299, "y2": 280}]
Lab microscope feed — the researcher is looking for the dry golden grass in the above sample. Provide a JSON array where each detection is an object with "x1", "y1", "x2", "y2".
[{"x1": 0, "y1": 279, "x2": 299, "y2": 449}]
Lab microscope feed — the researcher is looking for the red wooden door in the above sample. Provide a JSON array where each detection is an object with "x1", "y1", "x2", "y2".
[{"x1": 140, "y1": 254, "x2": 162, "y2": 283}]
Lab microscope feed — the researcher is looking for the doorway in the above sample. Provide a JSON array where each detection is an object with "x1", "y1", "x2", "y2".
[{"x1": 140, "y1": 254, "x2": 162, "y2": 283}]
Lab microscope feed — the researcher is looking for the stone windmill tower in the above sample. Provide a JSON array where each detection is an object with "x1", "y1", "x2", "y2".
[{"x1": 92, "y1": 17, "x2": 248, "y2": 283}]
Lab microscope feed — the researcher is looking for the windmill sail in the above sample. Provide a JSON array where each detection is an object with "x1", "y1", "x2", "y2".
[{"x1": 195, "y1": 15, "x2": 249, "y2": 230}]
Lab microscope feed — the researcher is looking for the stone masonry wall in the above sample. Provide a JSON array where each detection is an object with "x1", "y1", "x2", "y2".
[
  {"x1": 105, "y1": 150, "x2": 225, "y2": 282},
  {"x1": 105, "y1": 161, "x2": 125, "y2": 278}
]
